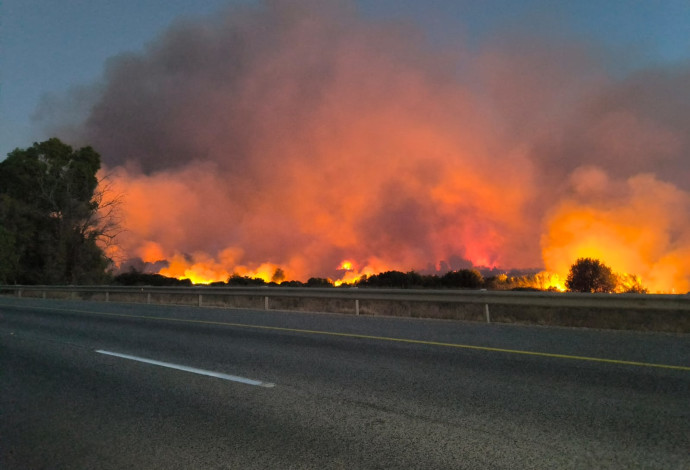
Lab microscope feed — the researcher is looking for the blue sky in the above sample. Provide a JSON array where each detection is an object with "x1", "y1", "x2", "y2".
[{"x1": 1, "y1": 0, "x2": 689, "y2": 158}]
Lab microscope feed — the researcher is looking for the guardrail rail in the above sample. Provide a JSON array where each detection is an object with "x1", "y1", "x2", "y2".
[{"x1": 1, "y1": 285, "x2": 689, "y2": 331}]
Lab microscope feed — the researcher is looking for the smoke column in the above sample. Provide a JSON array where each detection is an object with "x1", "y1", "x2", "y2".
[{"x1": 42, "y1": 0, "x2": 690, "y2": 291}]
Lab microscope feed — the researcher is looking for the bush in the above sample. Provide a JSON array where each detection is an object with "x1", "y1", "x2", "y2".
[
  {"x1": 306, "y1": 277, "x2": 333, "y2": 287},
  {"x1": 227, "y1": 274, "x2": 266, "y2": 286},
  {"x1": 441, "y1": 269, "x2": 484, "y2": 289},
  {"x1": 113, "y1": 271, "x2": 191, "y2": 286},
  {"x1": 357, "y1": 271, "x2": 422, "y2": 288}
]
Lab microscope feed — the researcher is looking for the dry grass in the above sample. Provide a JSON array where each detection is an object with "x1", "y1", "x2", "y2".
[
  {"x1": 358, "y1": 300, "x2": 485, "y2": 322},
  {"x1": 268, "y1": 297, "x2": 356, "y2": 314},
  {"x1": 487, "y1": 304, "x2": 690, "y2": 333}
]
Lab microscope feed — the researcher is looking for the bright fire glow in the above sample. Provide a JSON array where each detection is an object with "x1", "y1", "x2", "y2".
[
  {"x1": 332, "y1": 259, "x2": 376, "y2": 286},
  {"x1": 541, "y1": 174, "x2": 690, "y2": 293},
  {"x1": 338, "y1": 260, "x2": 353, "y2": 271},
  {"x1": 84, "y1": 3, "x2": 690, "y2": 293},
  {"x1": 529, "y1": 272, "x2": 567, "y2": 292}
]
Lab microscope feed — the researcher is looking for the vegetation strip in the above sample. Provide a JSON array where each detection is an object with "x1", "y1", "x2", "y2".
[{"x1": 15, "y1": 304, "x2": 690, "y2": 372}]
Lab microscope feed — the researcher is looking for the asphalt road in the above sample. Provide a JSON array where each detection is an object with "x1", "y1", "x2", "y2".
[{"x1": 1, "y1": 297, "x2": 689, "y2": 469}]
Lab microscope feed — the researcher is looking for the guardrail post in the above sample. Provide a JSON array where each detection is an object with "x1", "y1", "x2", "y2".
[
  {"x1": 147, "y1": 293, "x2": 151, "y2": 304},
  {"x1": 105, "y1": 291, "x2": 109, "y2": 302},
  {"x1": 42, "y1": 291, "x2": 46, "y2": 299},
  {"x1": 17, "y1": 289, "x2": 22, "y2": 298},
  {"x1": 355, "y1": 299, "x2": 360, "y2": 315},
  {"x1": 71, "y1": 291, "x2": 76, "y2": 300},
  {"x1": 484, "y1": 304, "x2": 491, "y2": 323},
  {"x1": 198, "y1": 294, "x2": 203, "y2": 307},
  {"x1": 264, "y1": 296, "x2": 269, "y2": 310}
]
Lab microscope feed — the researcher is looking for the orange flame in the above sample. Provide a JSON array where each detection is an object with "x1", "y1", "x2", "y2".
[
  {"x1": 338, "y1": 260, "x2": 354, "y2": 271},
  {"x1": 541, "y1": 173, "x2": 690, "y2": 293}
]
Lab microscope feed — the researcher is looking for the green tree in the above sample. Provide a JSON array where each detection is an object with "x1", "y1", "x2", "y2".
[
  {"x1": 0, "y1": 138, "x2": 115, "y2": 284},
  {"x1": 565, "y1": 258, "x2": 617, "y2": 293}
]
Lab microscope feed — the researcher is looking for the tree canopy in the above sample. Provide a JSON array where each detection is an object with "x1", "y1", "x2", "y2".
[
  {"x1": 0, "y1": 138, "x2": 114, "y2": 284},
  {"x1": 355, "y1": 269, "x2": 484, "y2": 289},
  {"x1": 565, "y1": 258, "x2": 617, "y2": 293}
]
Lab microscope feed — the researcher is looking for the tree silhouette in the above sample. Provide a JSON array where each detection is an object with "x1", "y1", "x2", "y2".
[
  {"x1": 441, "y1": 269, "x2": 484, "y2": 288},
  {"x1": 306, "y1": 277, "x2": 333, "y2": 287},
  {"x1": 565, "y1": 258, "x2": 617, "y2": 293}
]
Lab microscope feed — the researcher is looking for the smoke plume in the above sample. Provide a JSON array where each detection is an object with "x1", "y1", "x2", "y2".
[{"x1": 42, "y1": 0, "x2": 690, "y2": 290}]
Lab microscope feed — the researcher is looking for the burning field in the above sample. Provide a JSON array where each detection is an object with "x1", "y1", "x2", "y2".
[{"x1": 42, "y1": 1, "x2": 690, "y2": 292}]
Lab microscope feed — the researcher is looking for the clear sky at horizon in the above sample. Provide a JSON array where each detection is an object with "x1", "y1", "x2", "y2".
[{"x1": 1, "y1": 0, "x2": 689, "y2": 158}]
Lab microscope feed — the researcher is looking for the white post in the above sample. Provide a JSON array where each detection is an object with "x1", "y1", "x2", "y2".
[
  {"x1": 484, "y1": 303, "x2": 491, "y2": 323},
  {"x1": 105, "y1": 291, "x2": 109, "y2": 302},
  {"x1": 355, "y1": 299, "x2": 360, "y2": 315},
  {"x1": 147, "y1": 293, "x2": 151, "y2": 304},
  {"x1": 198, "y1": 294, "x2": 203, "y2": 307},
  {"x1": 42, "y1": 291, "x2": 46, "y2": 299},
  {"x1": 264, "y1": 296, "x2": 269, "y2": 310}
]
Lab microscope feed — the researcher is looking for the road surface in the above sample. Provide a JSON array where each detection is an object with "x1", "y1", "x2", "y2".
[{"x1": 1, "y1": 297, "x2": 689, "y2": 469}]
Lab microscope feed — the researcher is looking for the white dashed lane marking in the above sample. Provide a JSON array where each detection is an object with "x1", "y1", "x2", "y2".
[{"x1": 95, "y1": 349, "x2": 276, "y2": 388}]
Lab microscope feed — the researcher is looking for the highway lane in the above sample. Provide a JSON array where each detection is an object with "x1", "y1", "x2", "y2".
[{"x1": 1, "y1": 297, "x2": 689, "y2": 469}]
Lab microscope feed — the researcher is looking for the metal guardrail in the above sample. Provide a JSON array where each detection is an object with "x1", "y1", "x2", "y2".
[{"x1": 1, "y1": 285, "x2": 689, "y2": 323}]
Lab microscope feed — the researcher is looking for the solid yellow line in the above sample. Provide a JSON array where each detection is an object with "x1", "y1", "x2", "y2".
[{"x1": 14, "y1": 305, "x2": 690, "y2": 372}]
